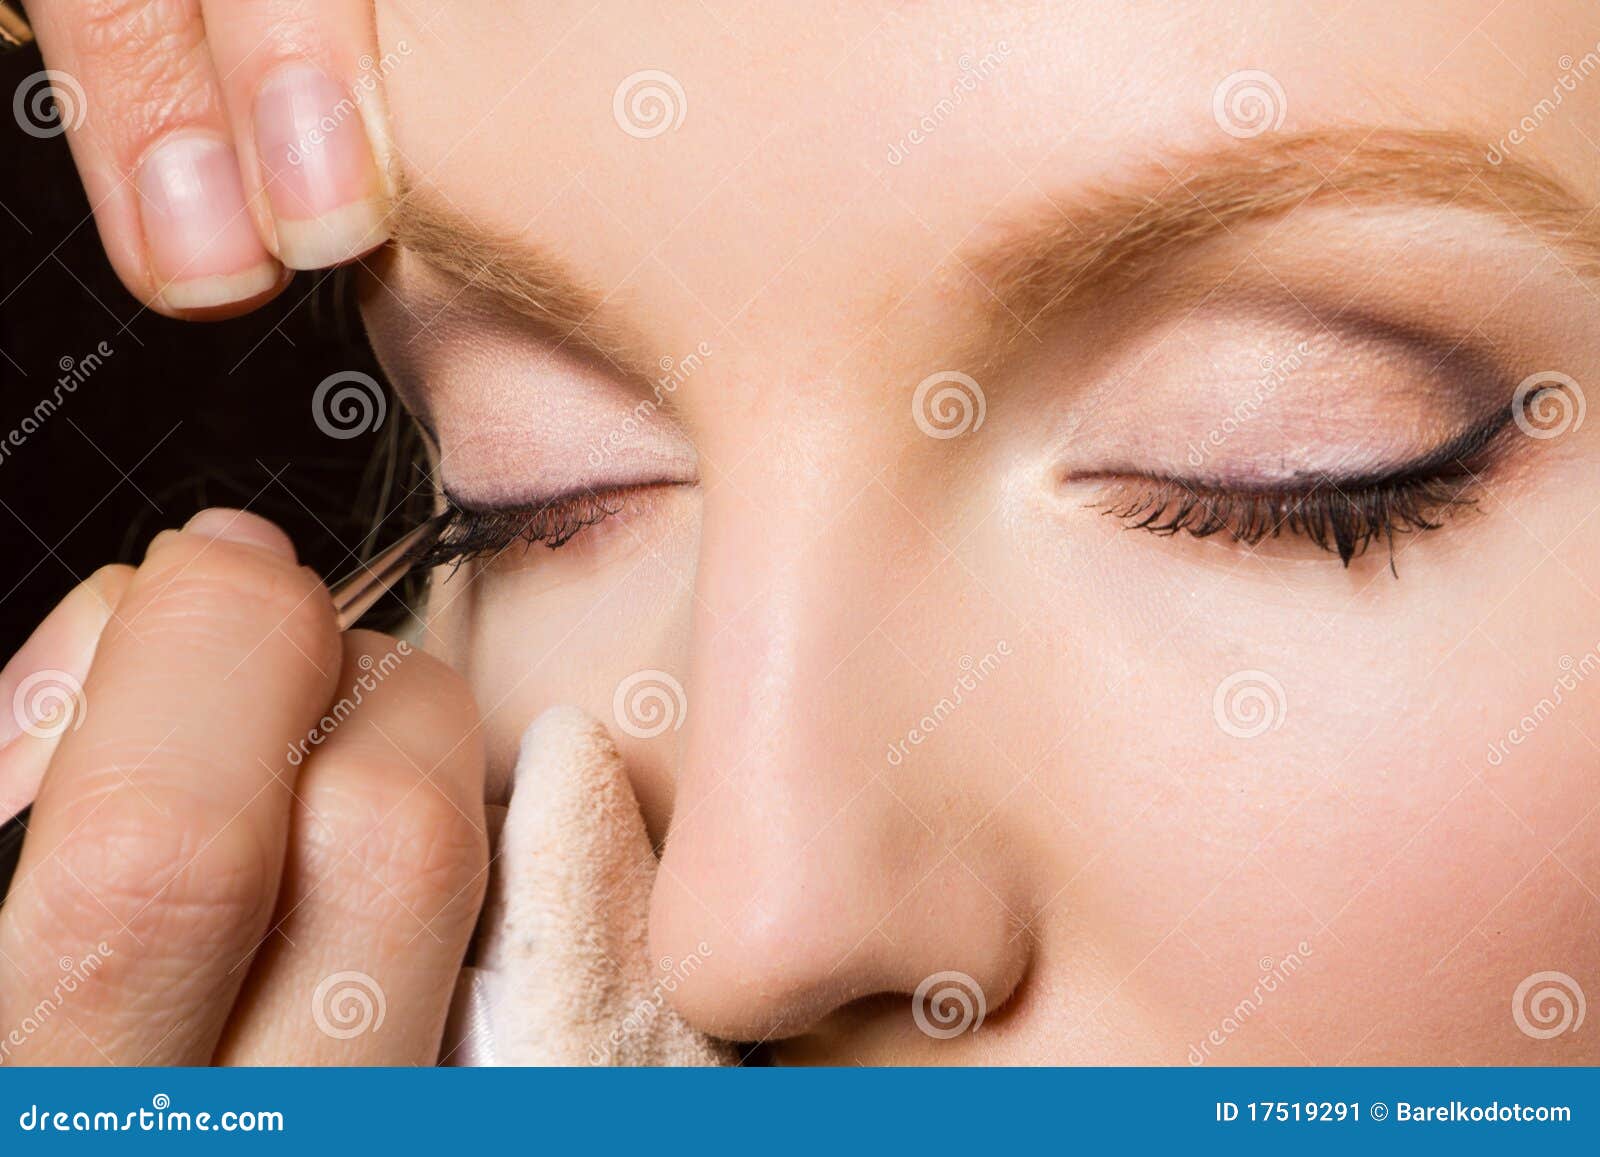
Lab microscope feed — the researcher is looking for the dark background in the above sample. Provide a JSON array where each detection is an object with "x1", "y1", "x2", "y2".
[{"x1": 0, "y1": 42, "x2": 416, "y2": 658}]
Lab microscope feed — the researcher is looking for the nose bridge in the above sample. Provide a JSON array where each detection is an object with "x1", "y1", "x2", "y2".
[
  {"x1": 690, "y1": 461, "x2": 885, "y2": 774},
  {"x1": 650, "y1": 428, "x2": 1029, "y2": 1041},
  {"x1": 674, "y1": 445, "x2": 897, "y2": 879},
  {"x1": 681, "y1": 409, "x2": 933, "y2": 818}
]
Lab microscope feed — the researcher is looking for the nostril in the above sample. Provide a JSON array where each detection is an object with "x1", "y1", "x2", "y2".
[
  {"x1": 649, "y1": 802, "x2": 1036, "y2": 1047},
  {"x1": 651, "y1": 873, "x2": 1033, "y2": 1049},
  {"x1": 754, "y1": 967, "x2": 1031, "y2": 1064}
]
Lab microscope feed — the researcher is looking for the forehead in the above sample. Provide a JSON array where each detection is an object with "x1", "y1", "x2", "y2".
[{"x1": 372, "y1": 2, "x2": 1599, "y2": 367}]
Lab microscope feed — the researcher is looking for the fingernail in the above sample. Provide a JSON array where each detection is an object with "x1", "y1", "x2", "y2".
[
  {"x1": 254, "y1": 63, "x2": 390, "y2": 270},
  {"x1": 144, "y1": 529, "x2": 181, "y2": 558},
  {"x1": 181, "y1": 508, "x2": 298, "y2": 562},
  {"x1": 137, "y1": 134, "x2": 284, "y2": 311}
]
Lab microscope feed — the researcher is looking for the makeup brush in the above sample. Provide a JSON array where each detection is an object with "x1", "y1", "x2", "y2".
[{"x1": 0, "y1": 512, "x2": 449, "y2": 902}]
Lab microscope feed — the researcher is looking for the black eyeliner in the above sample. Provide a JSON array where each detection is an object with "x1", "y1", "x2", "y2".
[{"x1": 1092, "y1": 385, "x2": 1558, "y2": 574}]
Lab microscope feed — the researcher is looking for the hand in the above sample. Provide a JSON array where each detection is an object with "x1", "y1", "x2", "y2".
[
  {"x1": 0, "y1": 509, "x2": 487, "y2": 1064},
  {"x1": 23, "y1": 0, "x2": 391, "y2": 317}
]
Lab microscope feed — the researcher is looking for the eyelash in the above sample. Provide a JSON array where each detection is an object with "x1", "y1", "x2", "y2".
[
  {"x1": 412, "y1": 487, "x2": 634, "y2": 573},
  {"x1": 1098, "y1": 472, "x2": 1475, "y2": 570},
  {"x1": 419, "y1": 467, "x2": 1483, "y2": 575},
  {"x1": 1097, "y1": 386, "x2": 1557, "y2": 571}
]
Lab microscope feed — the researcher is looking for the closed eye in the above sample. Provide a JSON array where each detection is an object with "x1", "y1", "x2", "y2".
[
  {"x1": 1086, "y1": 383, "x2": 1554, "y2": 574},
  {"x1": 412, "y1": 484, "x2": 649, "y2": 574}
]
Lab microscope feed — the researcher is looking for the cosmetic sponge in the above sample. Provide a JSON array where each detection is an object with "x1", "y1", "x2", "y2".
[{"x1": 441, "y1": 705, "x2": 733, "y2": 1066}]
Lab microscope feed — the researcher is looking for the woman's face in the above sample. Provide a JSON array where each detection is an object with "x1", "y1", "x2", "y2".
[{"x1": 360, "y1": 1, "x2": 1600, "y2": 1063}]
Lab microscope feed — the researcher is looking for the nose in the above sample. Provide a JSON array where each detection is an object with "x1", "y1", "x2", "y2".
[{"x1": 649, "y1": 429, "x2": 1032, "y2": 1044}]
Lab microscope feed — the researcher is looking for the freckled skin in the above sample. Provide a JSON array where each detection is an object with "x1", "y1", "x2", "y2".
[{"x1": 365, "y1": 1, "x2": 1600, "y2": 1063}]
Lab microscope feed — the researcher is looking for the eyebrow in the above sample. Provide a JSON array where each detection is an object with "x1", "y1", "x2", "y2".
[
  {"x1": 972, "y1": 127, "x2": 1600, "y2": 343},
  {"x1": 384, "y1": 182, "x2": 656, "y2": 384},
  {"x1": 385, "y1": 128, "x2": 1599, "y2": 367}
]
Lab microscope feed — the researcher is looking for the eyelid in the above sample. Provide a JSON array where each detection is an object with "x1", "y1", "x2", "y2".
[
  {"x1": 1318, "y1": 400, "x2": 1516, "y2": 489},
  {"x1": 1065, "y1": 383, "x2": 1531, "y2": 496},
  {"x1": 441, "y1": 480, "x2": 647, "y2": 517}
]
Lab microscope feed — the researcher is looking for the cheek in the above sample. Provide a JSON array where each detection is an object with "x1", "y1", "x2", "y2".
[
  {"x1": 996, "y1": 486, "x2": 1600, "y2": 1060},
  {"x1": 422, "y1": 524, "x2": 701, "y2": 838}
]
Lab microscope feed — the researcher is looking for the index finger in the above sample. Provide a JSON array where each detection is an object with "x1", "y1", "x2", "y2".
[
  {"x1": 23, "y1": 0, "x2": 285, "y2": 316},
  {"x1": 199, "y1": 0, "x2": 395, "y2": 271}
]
